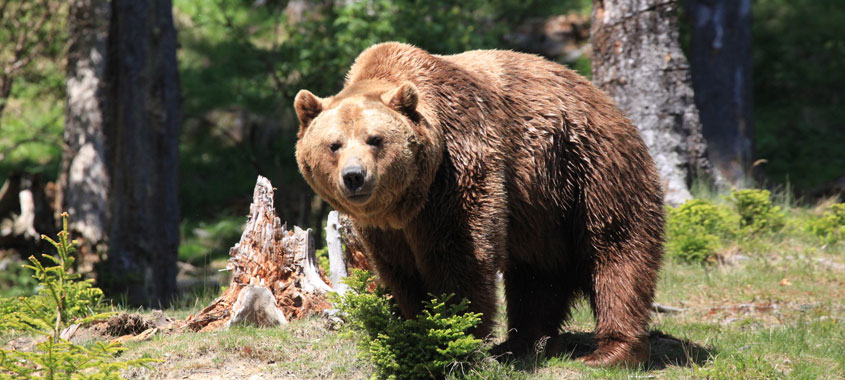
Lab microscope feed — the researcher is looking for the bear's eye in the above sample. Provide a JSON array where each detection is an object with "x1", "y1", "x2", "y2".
[
  {"x1": 329, "y1": 142, "x2": 342, "y2": 152},
  {"x1": 366, "y1": 136, "x2": 383, "y2": 147}
]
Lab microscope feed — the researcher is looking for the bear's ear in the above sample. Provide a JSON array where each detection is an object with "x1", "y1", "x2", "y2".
[
  {"x1": 385, "y1": 82, "x2": 418, "y2": 116},
  {"x1": 294, "y1": 89, "x2": 323, "y2": 134}
]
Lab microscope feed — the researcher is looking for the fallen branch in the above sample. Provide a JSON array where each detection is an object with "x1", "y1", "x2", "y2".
[{"x1": 652, "y1": 302, "x2": 685, "y2": 314}]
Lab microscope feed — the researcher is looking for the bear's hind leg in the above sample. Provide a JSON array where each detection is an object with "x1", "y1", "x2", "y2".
[
  {"x1": 581, "y1": 252, "x2": 657, "y2": 367},
  {"x1": 494, "y1": 263, "x2": 576, "y2": 357}
]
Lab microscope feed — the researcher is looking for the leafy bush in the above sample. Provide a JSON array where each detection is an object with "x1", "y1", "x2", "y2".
[
  {"x1": 0, "y1": 213, "x2": 156, "y2": 379},
  {"x1": 727, "y1": 189, "x2": 785, "y2": 233},
  {"x1": 665, "y1": 199, "x2": 733, "y2": 263},
  {"x1": 332, "y1": 270, "x2": 483, "y2": 380},
  {"x1": 809, "y1": 203, "x2": 845, "y2": 244}
]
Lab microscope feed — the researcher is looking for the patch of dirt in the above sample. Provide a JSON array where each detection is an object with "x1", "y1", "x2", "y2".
[{"x1": 66, "y1": 310, "x2": 179, "y2": 344}]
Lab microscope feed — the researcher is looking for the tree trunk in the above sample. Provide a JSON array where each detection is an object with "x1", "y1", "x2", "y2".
[
  {"x1": 57, "y1": 0, "x2": 111, "y2": 265},
  {"x1": 686, "y1": 0, "x2": 753, "y2": 185},
  {"x1": 100, "y1": 0, "x2": 181, "y2": 307},
  {"x1": 591, "y1": 0, "x2": 717, "y2": 205}
]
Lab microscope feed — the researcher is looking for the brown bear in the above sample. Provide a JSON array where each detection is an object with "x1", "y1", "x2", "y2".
[{"x1": 294, "y1": 42, "x2": 664, "y2": 367}]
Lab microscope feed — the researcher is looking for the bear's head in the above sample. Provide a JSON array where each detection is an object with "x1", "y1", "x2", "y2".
[{"x1": 294, "y1": 80, "x2": 442, "y2": 229}]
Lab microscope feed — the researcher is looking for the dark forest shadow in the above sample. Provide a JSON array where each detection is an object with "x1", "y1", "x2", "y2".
[{"x1": 544, "y1": 330, "x2": 715, "y2": 370}]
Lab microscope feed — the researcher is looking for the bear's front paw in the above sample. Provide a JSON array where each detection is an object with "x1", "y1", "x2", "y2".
[
  {"x1": 489, "y1": 338, "x2": 538, "y2": 360},
  {"x1": 578, "y1": 337, "x2": 648, "y2": 367}
]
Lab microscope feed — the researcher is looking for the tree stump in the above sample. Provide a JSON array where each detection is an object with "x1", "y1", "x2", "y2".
[{"x1": 185, "y1": 176, "x2": 333, "y2": 331}]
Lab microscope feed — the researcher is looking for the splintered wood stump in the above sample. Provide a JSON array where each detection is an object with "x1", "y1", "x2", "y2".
[
  {"x1": 324, "y1": 211, "x2": 372, "y2": 296},
  {"x1": 185, "y1": 176, "x2": 333, "y2": 331},
  {"x1": 325, "y1": 211, "x2": 348, "y2": 296}
]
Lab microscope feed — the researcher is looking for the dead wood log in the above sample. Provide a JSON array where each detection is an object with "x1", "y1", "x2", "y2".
[
  {"x1": 0, "y1": 172, "x2": 58, "y2": 256},
  {"x1": 652, "y1": 302, "x2": 685, "y2": 314},
  {"x1": 226, "y1": 284, "x2": 288, "y2": 328},
  {"x1": 185, "y1": 176, "x2": 332, "y2": 331},
  {"x1": 325, "y1": 210, "x2": 349, "y2": 295}
]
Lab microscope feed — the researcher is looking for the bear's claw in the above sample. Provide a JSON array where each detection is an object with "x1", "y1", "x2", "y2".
[{"x1": 578, "y1": 338, "x2": 649, "y2": 367}]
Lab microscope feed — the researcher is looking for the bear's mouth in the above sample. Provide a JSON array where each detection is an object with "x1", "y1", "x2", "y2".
[{"x1": 346, "y1": 192, "x2": 372, "y2": 204}]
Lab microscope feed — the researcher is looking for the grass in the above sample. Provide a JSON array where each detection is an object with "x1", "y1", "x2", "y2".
[
  {"x1": 118, "y1": 206, "x2": 843, "y2": 379},
  {"x1": 4, "y1": 192, "x2": 843, "y2": 379},
  {"x1": 121, "y1": 320, "x2": 369, "y2": 380}
]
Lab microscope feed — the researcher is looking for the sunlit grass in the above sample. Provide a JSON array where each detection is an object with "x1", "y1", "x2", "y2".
[
  {"x1": 2, "y1": 193, "x2": 841, "y2": 379},
  {"x1": 116, "y1": 195, "x2": 845, "y2": 379}
]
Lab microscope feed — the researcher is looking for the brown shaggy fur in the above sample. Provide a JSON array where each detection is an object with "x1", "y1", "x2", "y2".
[{"x1": 294, "y1": 42, "x2": 664, "y2": 367}]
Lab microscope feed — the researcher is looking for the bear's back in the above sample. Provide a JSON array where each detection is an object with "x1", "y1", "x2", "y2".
[
  {"x1": 346, "y1": 43, "x2": 658, "y2": 216},
  {"x1": 440, "y1": 49, "x2": 628, "y2": 133}
]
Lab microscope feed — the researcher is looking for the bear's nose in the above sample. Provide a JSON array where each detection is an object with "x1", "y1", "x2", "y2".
[{"x1": 342, "y1": 165, "x2": 366, "y2": 191}]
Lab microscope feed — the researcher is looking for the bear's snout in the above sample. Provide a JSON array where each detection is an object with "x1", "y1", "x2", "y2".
[
  {"x1": 342, "y1": 165, "x2": 366, "y2": 191},
  {"x1": 340, "y1": 163, "x2": 372, "y2": 204}
]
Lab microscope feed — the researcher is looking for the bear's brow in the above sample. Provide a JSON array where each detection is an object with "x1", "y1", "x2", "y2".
[
  {"x1": 327, "y1": 79, "x2": 394, "y2": 108},
  {"x1": 336, "y1": 102, "x2": 362, "y2": 124}
]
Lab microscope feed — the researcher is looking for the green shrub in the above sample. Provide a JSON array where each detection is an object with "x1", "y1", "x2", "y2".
[
  {"x1": 727, "y1": 189, "x2": 785, "y2": 233},
  {"x1": 665, "y1": 199, "x2": 732, "y2": 264},
  {"x1": 809, "y1": 203, "x2": 845, "y2": 244},
  {"x1": 332, "y1": 270, "x2": 483, "y2": 380},
  {"x1": 0, "y1": 213, "x2": 156, "y2": 379},
  {"x1": 0, "y1": 216, "x2": 104, "y2": 334}
]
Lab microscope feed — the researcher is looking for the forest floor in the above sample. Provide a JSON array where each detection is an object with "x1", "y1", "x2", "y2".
[
  {"x1": 110, "y1": 239, "x2": 844, "y2": 380},
  {"x1": 4, "y1": 193, "x2": 842, "y2": 379}
]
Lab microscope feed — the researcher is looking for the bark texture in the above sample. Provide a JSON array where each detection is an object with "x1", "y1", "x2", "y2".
[
  {"x1": 337, "y1": 213, "x2": 371, "y2": 271},
  {"x1": 687, "y1": 0, "x2": 753, "y2": 185},
  {"x1": 58, "y1": 0, "x2": 111, "y2": 258},
  {"x1": 591, "y1": 0, "x2": 715, "y2": 204},
  {"x1": 100, "y1": 0, "x2": 181, "y2": 307},
  {"x1": 186, "y1": 176, "x2": 332, "y2": 332}
]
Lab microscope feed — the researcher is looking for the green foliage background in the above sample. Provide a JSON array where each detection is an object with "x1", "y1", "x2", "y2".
[
  {"x1": 752, "y1": 0, "x2": 845, "y2": 189},
  {"x1": 0, "y1": 0, "x2": 841, "y2": 268}
]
